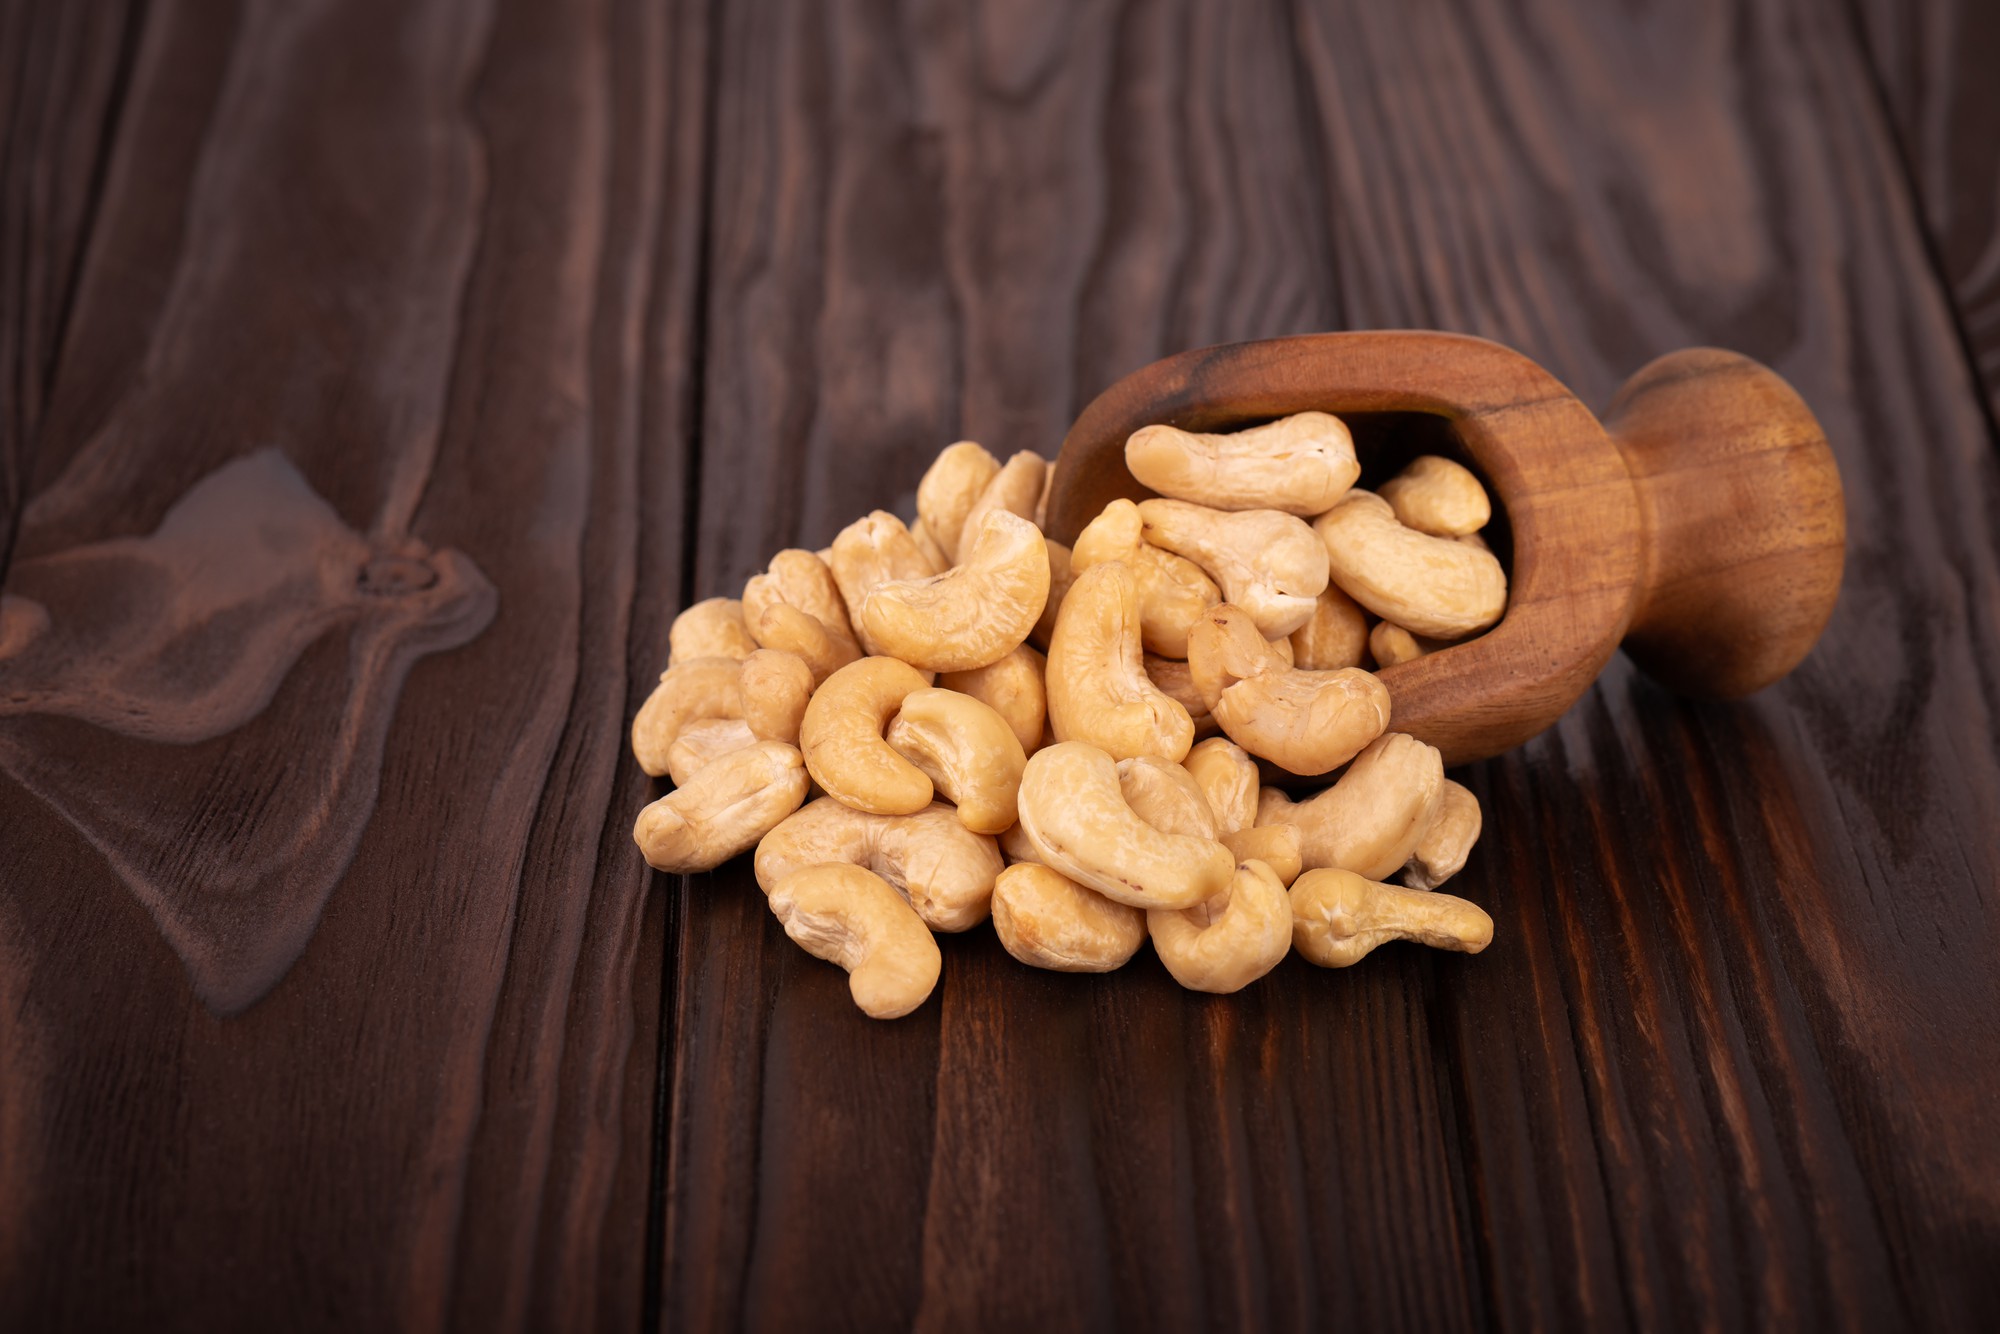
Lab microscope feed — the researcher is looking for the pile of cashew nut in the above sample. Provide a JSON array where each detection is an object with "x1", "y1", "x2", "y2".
[{"x1": 631, "y1": 417, "x2": 1506, "y2": 1018}]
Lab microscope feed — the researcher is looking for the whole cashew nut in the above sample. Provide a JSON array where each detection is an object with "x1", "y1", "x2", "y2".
[
  {"x1": 1071, "y1": 499, "x2": 1220, "y2": 657},
  {"x1": 1314, "y1": 491, "x2": 1507, "y2": 640},
  {"x1": 960, "y1": 450, "x2": 1049, "y2": 548},
  {"x1": 1115, "y1": 755, "x2": 1217, "y2": 838},
  {"x1": 799, "y1": 656, "x2": 934, "y2": 815},
  {"x1": 1125, "y1": 411, "x2": 1361, "y2": 515},
  {"x1": 632, "y1": 656, "x2": 744, "y2": 777},
  {"x1": 1188, "y1": 604, "x2": 1390, "y2": 776},
  {"x1": 1289, "y1": 584, "x2": 1370, "y2": 671},
  {"x1": 1290, "y1": 867, "x2": 1493, "y2": 967},
  {"x1": 1148, "y1": 859, "x2": 1293, "y2": 993},
  {"x1": 1219, "y1": 825, "x2": 1303, "y2": 886},
  {"x1": 909, "y1": 517, "x2": 951, "y2": 572},
  {"x1": 940, "y1": 644, "x2": 1047, "y2": 755},
  {"x1": 991, "y1": 862, "x2": 1147, "y2": 973},
  {"x1": 1376, "y1": 455, "x2": 1491, "y2": 537},
  {"x1": 767, "y1": 864, "x2": 942, "y2": 1019},
  {"x1": 1402, "y1": 779, "x2": 1482, "y2": 890},
  {"x1": 855, "y1": 510, "x2": 1050, "y2": 672},
  {"x1": 668, "y1": 597, "x2": 758, "y2": 666},
  {"x1": 634, "y1": 740, "x2": 810, "y2": 873},
  {"x1": 1257, "y1": 732, "x2": 1445, "y2": 878},
  {"x1": 755, "y1": 796, "x2": 1001, "y2": 931},
  {"x1": 740, "y1": 648, "x2": 815, "y2": 745},
  {"x1": 1046, "y1": 562, "x2": 1195, "y2": 763},
  {"x1": 666, "y1": 717, "x2": 758, "y2": 785},
  {"x1": 743, "y1": 549, "x2": 862, "y2": 682},
  {"x1": 830, "y1": 511, "x2": 941, "y2": 650},
  {"x1": 884, "y1": 687, "x2": 1028, "y2": 834},
  {"x1": 1016, "y1": 741, "x2": 1233, "y2": 910},
  {"x1": 1137, "y1": 499, "x2": 1329, "y2": 639},
  {"x1": 916, "y1": 441, "x2": 1001, "y2": 564},
  {"x1": 1182, "y1": 736, "x2": 1259, "y2": 833}
]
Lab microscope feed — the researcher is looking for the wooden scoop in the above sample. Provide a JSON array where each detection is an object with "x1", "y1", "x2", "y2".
[{"x1": 1044, "y1": 332, "x2": 1845, "y2": 767}]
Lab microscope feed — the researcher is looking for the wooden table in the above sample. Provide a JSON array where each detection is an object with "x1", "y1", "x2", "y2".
[{"x1": 4, "y1": 1, "x2": 1998, "y2": 1329}]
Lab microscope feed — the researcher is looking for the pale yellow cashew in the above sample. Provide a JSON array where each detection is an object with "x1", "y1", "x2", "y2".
[
  {"x1": 998, "y1": 821, "x2": 1041, "y2": 865},
  {"x1": 1070, "y1": 499, "x2": 1220, "y2": 657},
  {"x1": 1188, "y1": 604, "x2": 1390, "y2": 776},
  {"x1": 1143, "y1": 654, "x2": 1219, "y2": 740},
  {"x1": 960, "y1": 450, "x2": 1048, "y2": 547},
  {"x1": 916, "y1": 440, "x2": 1001, "y2": 564},
  {"x1": 634, "y1": 740, "x2": 810, "y2": 873},
  {"x1": 1016, "y1": 741, "x2": 1232, "y2": 910},
  {"x1": 1314, "y1": 490, "x2": 1506, "y2": 640},
  {"x1": 884, "y1": 688, "x2": 1027, "y2": 834},
  {"x1": 767, "y1": 864, "x2": 942, "y2": 1019},
  {"x1": 1183, "y1": 736, "x2": 1259, "y2": 832},
  {"x1": 1376, "y1": 454, "x2": 1491, "y2": 537},
  {"x1": 1290, "y1": 867, "x2": 1493, "y2": 967},
  {"x1": 991, "y1": 862, "x2": 1146, "y2": 973},
  {"x1": 740, "y1": 648, "x2": 815, "y2": 745},
  {"x1": 754, "y1": 796, "x2": 1001, "y2": 931},
  {"x1": 743, "y1": 549, "x2": 861, "y2": 682},
  {"x1": 1219, "y1": 825, "x2": 1303, "y2": 886},
  {"x1": 1046, "y1": 562, "x2": 1194, "y2": 763},
  {"x1": 1030, "y1": 539, "x2": 1076, "y2": 650},
  {"x1": 1368, "y1": 621, "x2": 1429, "y2": 669},
  {"x1": 1125, "y1": 411, "x2": 1360, "y2": 515},
  {"x1": 909, "y1": 517, "x2": 950, "y2": 572},
  {"x1": 668, "y1": 597, "x2": 758, "y2": 666},
  {"x1": 632, "y1": 656, "x2": 744, "y2": 777},
  {"x1": 1289, "y1": 584, "x2": 1370, "y2": 671},
  {"x1": 829, "y1": 511, "x2": 941, "y2": 649},
  {"x1": 665, "y1": 717, "x2": 758, "y2": 786},
  {"x1": 1137, "y1": 499, "x2": 1328, "y2": 639},
  {"x1": 940, "y1": 644, "x2": 1046, "y2": 755},
  {"x1": 1402, "y1": 779, "x2": 1481, "y2": 890},
  {"x1": 1115, "y1": 755, "x2": 1217, "y2": 838},
  {"x1": 798, "y1": 657, "x2": 934, "y2": 815},
  {"x1": 748, "y1": 602, "x2": 861, "y2": 684},
  {"x1": 1148, "y1": 860, "x2": 1293, "y2": 993},
  {"x1": 855, "y1": 510, "x2": 1050, "y2": 672},
  {"x1": 1257, "y1": 732, "x2": 1445, "y2": 878}
]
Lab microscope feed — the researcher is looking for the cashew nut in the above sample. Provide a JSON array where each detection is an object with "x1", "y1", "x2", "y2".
[
  {"x1": 1148, "y1": 860, "x2": 1293, "y2": 993},
  {"x1": 740, "y1": 648, "x2": 815, "y2": 745},
  {"x1": 991, "y1": 862, "x2": 1146, "y2": 973},
  {"x1": 1368, "y1": 621, "x2": 1430, "y2": 669},
  {"x1": 755, "y1": 796, "x2": 1001, "y2": 931},
  {"x1": 767, "y1": 864, "x2": 942, "y2": 1019},
  {"x1": 855, "y1": 510, "x2": 1050, "y2": 672},
  {"x1": 1376, "y1": 454, "x2": 1491, "y2": 537},
  {"x1": 1030, "y1": 539, "x2": 1076, "y2": 649},
  {"x1": 1314, "y1": 491, "x2": 1506, "y2": 640},
  {"x1": 1125, "y1": 411, "x2": 1360, "y2": 515},
  {"x1": 1402, "y1": 779, "x2": 1481, "y2": 890},
  {"x1": 798, "y1": 656, "x2": 934, "y2": 815},
  {"x1": 1257, "y1": 732, "x2": 1444, "y2": 878},
  {"x1": 1188, "y1": 604, "x2": 1390, "y2": 775},
  {"x1": 1137, "y1": 499, "x2": 1328, "y2": 639},
  {"x1": 998, "y1": 821, "x2": 1041, "y2": 865},
  {"x1": 1219, "y1": 825, "x2": 1303, "y2": 886},
  {"x1": 1290, "y1": 867, "x2": 1493, "y2": 967},
  {"x1": 665, "y1": 717, "x2": 758, "y2": 785},
  {"x1": 884, "y1": 688, "x2": 1027, "y2": 834},
  {"x1": 1016, "y1": 741, "x2": 1233, "y2": 909},
  {"x1": 1143, "y1": 654, "x2": 1220, "y2": 739},
  {"x1": 1071, "y1": 499, "x2": 1220, "y2": 657},
  {"x1": 916, "y1": 440, "x2": 1001, "y2": 564},
  {"x1": 829, "y1": 511, "x2": 941, "y2": 649},
  {"x1": 1046, "y1": 562, "x2": 1194, "y2": 763},
  {"x1": 1289, "y1": 584, "x2": 1369, "y2": 671},
  {"x1": 743, "y1": 549, "x2": 862, "y2": 682},
  {"x1": 634, "y1": 740, "x2": 810, "y2": 873},
  {"x1": 632, "y1": 656, "x2": 744, "y2": 777},
  {"x1": 1182, "y1": 736, "x2": 1259, "y2": 832},
  {"x1": 960, "y1": 450, "x2": 1048, "y2": 547},
  {"x1": 1115, "y1": 755, "x2": 1217, "y2": 838},
  {"x1": 909, "y1": 517, "x2": 950, "y2": 572},
  {"x1": 668, "y1": 597, "x2": 758, "y2": 666},
  {"x1": 939, "y1": 644, "x2": 1046, "y2": 755}
]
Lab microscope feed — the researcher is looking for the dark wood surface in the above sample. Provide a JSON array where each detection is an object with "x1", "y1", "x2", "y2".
[{"x1": 3, "y1": 0, "x2": 1998, "y2": 1330}]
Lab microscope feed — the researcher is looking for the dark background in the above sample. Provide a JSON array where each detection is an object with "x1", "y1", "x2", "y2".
[{"x1": 2, "y1": 0, "x2": 1998, "y2": 1329}]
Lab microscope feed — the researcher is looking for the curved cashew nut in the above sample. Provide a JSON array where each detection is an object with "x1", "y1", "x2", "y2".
[
  {"x1": 1182, "y1": 737, "x2": 1259, "y2": 832},
  {"x1": 1219, "y1": 825, "x2": 1303, "y2": 886},
  {"x1": 991, "y1": 862, "x2": 1146, "y2": 973},
  {"x1": 1125, "y1": 411, "x2": 1360, "y2": 515},
  {"x1": 1290, "y1": 584, "x2": 1370, "y2": 671},
  {"x1": 830, "y1": 511, "x2": 941, "y2": 651},
  {"x1": 998, "y1": 821, "x2": 1041, "y2": 865},
  {"x1": 1314, "y1": 491, "x2": 1506, "y2": 640},
  {"x1": 855, "y1": 510, "x2": 1050, "y2": 672},
  {"x1": 916, "y1": 440, "x2": 1001, "y2": 564},
  {"x1": 633, "y1": 740, "x2": 809, "y2": 873},
  {"x1": 1071, "y1": 499, "x2": 1220, "y2": 657},
  {"x1": 755, "y1": 796, "x2": 1001, "y2": 931},
  {"x1": 768, "y1": 864, "x2": 942, "y2": 1019},
  {"x1": 1046, "y1": 562, "x2": 1195, "y2": 763},
  {"x1": 960, "y1": 450, "x2": 1048, "y2": 548},
  {"x1": 1115, "y1": 755, "x2": 1217, "y2": 838},
  {"x1": 1368, "y1": 621, "x2": 1431, "y2": 668},
  {"x1": 1030, "y1": 539, "x2": 1076, "y2": 649},
  {"x1": 1148, "y1": 860, "x2": 1293, "y2": 993},
  {"x1": 744, "y1": 549, "x2": 862, "y2": 682},
  {"x1": 1257, "y1": 732, "x2": 1444, "y2": 878},
  {"x1": 1016, "y1": 742, "x2": 1233, "y2": 910},
  {"x1": 940, "y1": 644, "x2": 1046, "y2": 755},
  {"x1": 1143, "y1": 654, "x2": 1220, "y2": 740},
  {"x1": 668, "y1": 597, "x2": 758, "y2": 666},
  {"x1": 908, "y1": 517, "x2": 950, "y2": 572},
  {"x1": 665, "y1": 717, "x2": 758, "y2": 785},
  {"x1": 799, "y1": 657, "x2": 934, "y2": 814},
  {"x1": 1376, "y1": 455, "x2": 1491, "y2": 537},
  {"x1": 632, "y1": 656, "x2": 744, "y2": 777},
  {"x1": 1188, "y1": 604, "x2": 1390, "y2": 776},
  {"x1": 1137, "y1": 499, "x2": 1328, "y2": 639},
  {"x1": 884, "y1": 688, "x2": 1027, "y2": 834},
  {"x1": 1290, "y1": 867, "x2": 1493, "y2": 967},
  {"x1": 740, "y1": 648, "x2": 815, "y2": 745},
  {"x1": 1402, "y1": 779, "x2": 1481, "y2": 890}
]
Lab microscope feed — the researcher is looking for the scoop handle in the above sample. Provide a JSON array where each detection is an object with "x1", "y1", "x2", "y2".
[{"x1": 1605, "y1": 348, "x2": 1845, "y2": 698}]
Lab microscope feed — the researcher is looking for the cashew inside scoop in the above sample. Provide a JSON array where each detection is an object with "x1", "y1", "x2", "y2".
[
  {"x1": 991, "y1": 862, "x2": 1146, "y2": 973},
  {"x1": 1182, "y1": 737, "x2": 1259, "y2": 833},
  {"x1": 768, "y1": 864, "x2": 942, "y2": 1019},
  {"x1": 1189, "y1": 604, "x2": 1390, "y2": 776},
  {"x1": 1148, "y1": 860, "x2": 1293, "y2": 993},
  {"x1": 1046, "y1": 562, "x2": 1195, "y2": 763},
  {"x1": 632, "y1": 656, "x2": 745, "y2": 777},
  {"x1": 1071, "y1": 499, "x2": 1220, "y2": 657},
  {"x1": 1290, "y1": 867, "x2": 1493, "y2": 967},
  {"x1": 1016, "y1": 742, "x2": 1233, "y2": 910},
  {"x1": 856, "y1": 510, "x2": 1050, "y2": 672},
  {"x1": 799, "y1": 657, "x2": 934, "y2": 815},
  {"x1": 1258, "y1": 732, "x2": 1444, "y2": 878},
  {"x1": 1368, "y1": 620, "x2": 1430, "y2": 668},
  {"x1": 666, "y1": 717, "x2": 759, "y2": 786},
  {"x1": 1314, "y1": 490, "x2": 1506, "y2": 640},
  {"x1": 1376, "y1": 454, "x2": 1491, "y2": 537},
  {"x1": 916, "y1": 440, "x2": 1001, "y2": 564},
  {"x1": 1289, "y1": 584, "x2": 1370, "y2": 671},
  {"x1": 1137, "y1": 499, "x2": 1328, "y2": 639},
  {"x1": 830, "y1": 511, "x2": 941, "y2": 651},
  {"x1": 634, "y1": 740, "x2": 810, "y2": 873},
  {"x1": 1125, "y1": 411, "x2": 1360, "y2": 515},
  {"x1": 939, "y1": 644, "x2": 1046, "y2": 756},
  {"x1": 1402, "y1": 779, "x2": 1481, "y2": 890},
  {"x1": 884, "y1": 688, "x2": 1027, "y2": 834},
  {"x1": 668, "y1": 597, "x2": 758, "y2": 666},
  {"x1": 755, "y1": 797, "x2": 1001, "y2": 931}
]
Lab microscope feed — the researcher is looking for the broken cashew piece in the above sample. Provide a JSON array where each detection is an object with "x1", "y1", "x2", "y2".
[
  {"x1": 1314, "y1": 491, "x2": 1506, "y2": 640},
  {"x1": 991, "y1": 862, "x2": 1146, "y2": 973},
  {"x1": 755, "y1": 796, "x2": 1001, "y2": 931},
  {"x1": 829, "y1": 511, "x2": 941, "y2": 649},
  {"x1": 1220, "y1": 825, "x2": 1303, "y2": 886},
  {"x1": 799, "y1": 656, "x2": 934, "y2": 815},
  {"x1": 856, "y1": 510, "x2": 1050, "y2": 672},
  {"x1": 668, "y1": 598, "x2": 758, "y2": 666},
  {"x1": 768, "y1": 864, "x2": 942, "y2": 1019},
  {"x1": 1148, "y1": 860, "x2": 1293, "y2": 993},
  {"x1": 1182, "y1": 737, "x2": 1259, "y2": 832},
  {"x1": 916, "y1": 441, "x2": 1001, "y2": 564},
  {"x1": 632, "y1": 656, "x2": 744, "y2": 777},
  {"x1": 1116, "y1": 755, "x2": 1218, "y2": 839},
  {"x1": 1402, "y1": 779, "x2": 1482, "y2": 890},
  {"x1": 1071, "y1": 499, "x2": 1220, "y2": 657},
  {"x1": 1125, "y1": 411, "x2": 1360, "y2": 515},
  {"x1": 665, "y1": 717, "x2": 758, "y2": 786},
  {"x1": 960, "y1": 450, "x2": 1048, "y2": 548},
  {"x1": 1016, "y1": 742, "x2": 1232, "y2": 910},
  {"x1": 1046, "y1": 562, "x2": 1195, "y2": 763},
  {"x1": 1257, "y1": 732, "x2": 1445, "y2": 879},
  {"x1": 1290, "y1": 867, "x2": 1493, "y2": 967},
  {"x1": 1137, "y1": 499, "x2": 1328, "y2": 639},
  {"x1": 884, "y1": 688, "x2": 1027, "y2": 835},
  {"x1": 1376, "y1": 455, "x2": 1491, "y2": 537},
  {"x1": 1289, "y1": 584, "x2": 1370, "y2": 671},
  {"x1": 740, "y1": 648, "x2": 815, "y2": 745},
  {"x1": 1188, "y1": 604, "x2": 1390, "y2": 776},
  {"x1": 634, "y1": 740, "x2": 809, "y2": 873},
  {"x1": 939, "y1": 644, "x2": 1046, "y2": 755}
]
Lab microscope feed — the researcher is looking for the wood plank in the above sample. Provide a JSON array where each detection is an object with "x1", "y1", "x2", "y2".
[{"x1": 0, "y1": 0, "x2": 707, "y2": 1326}]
